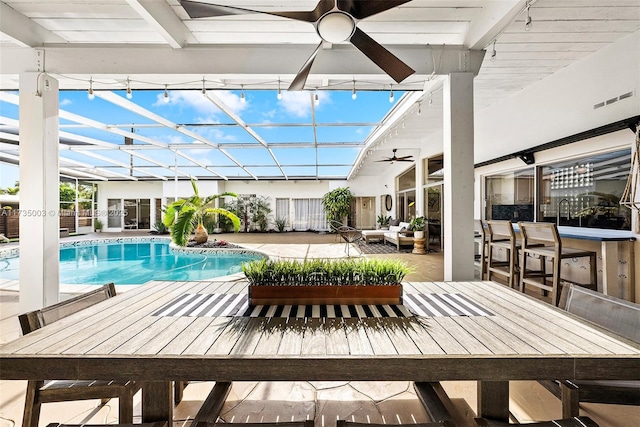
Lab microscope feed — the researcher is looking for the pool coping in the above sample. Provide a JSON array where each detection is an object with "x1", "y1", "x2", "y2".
[{"x1": 0, "y1": 236, "x2": 269, "y2": 291}]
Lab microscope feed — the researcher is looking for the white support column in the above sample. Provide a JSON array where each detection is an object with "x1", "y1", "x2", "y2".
[
  {"x1": 415, "y1": 157, "x2": 425, "y2": 217},
  {"x1": 19, "y1": 72, "x2": 60, "y2": 311},
  {"x1": 443, "y1": 72, "x2": 475, "y2": 281}
]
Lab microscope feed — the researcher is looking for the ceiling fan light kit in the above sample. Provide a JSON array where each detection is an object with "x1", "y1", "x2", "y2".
[
  {"x1": 316, "y1": 12, "x2": 355, "y2": 43},
  {"x1": 180, "y1": 0, "x2": 416, "y2": 90}
]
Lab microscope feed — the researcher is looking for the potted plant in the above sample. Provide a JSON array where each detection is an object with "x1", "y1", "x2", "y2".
[
  {"x1": 242, "y1": 258, "x2": 412, "y2": 305},
  {"x1": 163, "y1": 178, "x2": 241, "y2": 246},
  {"x1": 377, "y1": 214, "x2": 391, "y2": 230},
  {"x1": 409, "y1": 216, "x2": 426, "y2": 239},
  {"x1": 94, "y1": 218, "x2": 103, "y2": 233},
  {"x1": 322, "y1": 187, "x2": 353, "y2": 230}
]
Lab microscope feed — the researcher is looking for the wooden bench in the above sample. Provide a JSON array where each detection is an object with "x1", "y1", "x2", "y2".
[{"x1": 539, "y1": 284, "x2": 640, "y2": 417}]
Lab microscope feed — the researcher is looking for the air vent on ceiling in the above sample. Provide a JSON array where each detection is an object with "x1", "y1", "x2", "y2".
[
  {"x1": 594, "y1": 91, "x2": 635, "y2": 109},
  {"x1": 619, "y1": 91, "x2": 633, "y2": 100}
]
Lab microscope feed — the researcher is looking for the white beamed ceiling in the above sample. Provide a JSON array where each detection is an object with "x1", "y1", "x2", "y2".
[{"x1": 0, "y1": 0, "x2": 639, "y2": 180}]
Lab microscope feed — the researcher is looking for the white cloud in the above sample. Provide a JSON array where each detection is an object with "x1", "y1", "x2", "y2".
[
  {"x1": 60, "y1": 98, "x2": 72, "y2": 106},
  {"x1": 278, "y1": 90, "x2": 330, "y2": 118},
  {"x1": 262, "y1": 109, "x2": 277, "y2": 119},
  {"x1": 153, "y1": 90, "x2": 248, "y2": 118}
]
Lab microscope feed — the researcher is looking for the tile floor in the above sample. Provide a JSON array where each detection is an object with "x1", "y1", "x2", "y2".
[{"x1": 1, "y1": 231, "x2": 637, "y2": 426}]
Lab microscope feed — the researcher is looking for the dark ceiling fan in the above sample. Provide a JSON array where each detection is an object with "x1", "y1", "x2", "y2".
[
  {"x1": 376, "y1": 149, "x2": 414, "y2": 163},
  {"x1": 180, "y1": 0, "x2": 415, "y2": 90}
]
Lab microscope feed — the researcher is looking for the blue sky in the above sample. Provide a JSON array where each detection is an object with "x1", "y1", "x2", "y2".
[{"x1": 0, "y1": 88, "x2": 400, "y2": 186}]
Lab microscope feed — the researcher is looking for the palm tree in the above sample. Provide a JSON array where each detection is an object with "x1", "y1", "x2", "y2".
[{"x1": 163, "y1": 179, "x2": 241, "y2": 246}]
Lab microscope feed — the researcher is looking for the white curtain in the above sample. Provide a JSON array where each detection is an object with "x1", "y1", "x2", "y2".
[
  {"x1": 293, "y1": 198, "x2": 327, "y2": 231},
  {"x1": 275, "y1": 198, "x2": 290, "y2": 226}
]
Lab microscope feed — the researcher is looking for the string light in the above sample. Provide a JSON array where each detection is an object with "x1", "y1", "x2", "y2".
[
  {"x1": 201, "y1": 77, "x2": 206, "y2": 96},
  {"x1": 241, "y1": 84, "x2": 246, "y2": 102},
  {"x1": 277, "y1": 79, "x2": 282, "y2": 100},
  {"x1": 351, "y1": 79, "x2": 357, "y2": 100},
  {"x1": 490, "y1": 40, "x2": 497, "y2": 62},
  {"x1": 389, "y1": 85, "x2": 394, "y2": 103},
  {"x1": 417, "y1": 103, "x2": 422, "y2": 116},
  {"x1": 163, "y1": 84, "x2": 169, "y2": 103},
  {"x1": 126, "y1": 77, "x2": 132, "y2": 99},
  {"x1": 314, "y1": 88, "x2": 319, "y2": 105},
  {"x1": 88, "y1": 78, "x2": 95, "y2": 100},
  {"x1": 524, "y1": 1, "x2": 532, "y2": 31},
  {"x1": 428, "y1": 92, "x2": 433, "y2": 106}
]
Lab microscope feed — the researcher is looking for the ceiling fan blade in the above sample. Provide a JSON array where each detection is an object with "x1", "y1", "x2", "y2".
[
  {"x1": 338, "y1": 0, "x2": 413, "y2": 20},
  {"x1": 180, "y1": 1, "x2": 255, "y2": 18},
  {"x1": 396, "y1": 155, "x2": 413, "y2": 160},
  {"x1": 397, "y1": 159, "x2": 415, "y2": 162},
  {"x1": 375, "y1": 159, "x2": 392, "y2": 162},
  {"x1": 288, "y1": 42, "x2": 323, "y2": 91},
  {"x1": 180, "y1": 0, "x2": 326, "y2": 22},
  {"x1": 350, "y1": 27, "x2": 415, "y2": 83}
]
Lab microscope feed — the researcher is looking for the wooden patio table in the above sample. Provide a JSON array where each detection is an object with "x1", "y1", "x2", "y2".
[{"x1": 1, "y1": 280, "x2": 638, "y2": 422}]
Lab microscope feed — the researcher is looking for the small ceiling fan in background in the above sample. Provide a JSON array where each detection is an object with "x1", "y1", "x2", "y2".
[
  {"x1": 180, "y1": 0, "x2": 416, "y2": 90},
  {"x1": 376, "y1": 149, "x2": 414, "y2": 163}
]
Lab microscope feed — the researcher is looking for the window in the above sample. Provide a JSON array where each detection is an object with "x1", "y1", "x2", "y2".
[
  {"x1": 275, "y1": 198, "x2": 290, "y2": 227},
  {"x1": 107, "y1": 199, "x2": 122, "y2": 228},
  {"x1": 485, "y1": 168, "x2": 535, "y2": 222},
  {"x1": 293, "y1": 198, "x2": 326, "y2": 230},
  {"x1": 539, "y1": 149, "x2": 631, "y2": 230}
]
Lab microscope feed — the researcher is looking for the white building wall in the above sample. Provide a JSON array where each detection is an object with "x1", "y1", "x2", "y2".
[
  {"x1": 475, "y1": 30, "x2": 640, "y2": 164},
  {"x1": 97, "y1": 181, "x2": 163, "y2": 231}
]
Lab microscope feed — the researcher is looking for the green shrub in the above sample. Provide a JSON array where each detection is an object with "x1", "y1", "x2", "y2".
[
  {"x1": 275, "y1": 217, "x2": 287, "y2": 232},
  {"x1": 242, "y1": 258, "x2": 412, "y2": 286}
]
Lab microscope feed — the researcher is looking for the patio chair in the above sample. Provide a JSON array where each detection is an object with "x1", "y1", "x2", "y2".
[
  {"x1": 474, "y1": 416, "x2": 598, "y2": 426},
  {"x1": 538, "y1": 284, "x2": 640, "y2": 417},
  {"x1": 474, "y1": 219, "x2": 489, "y2": 280},
  {"x1": 337, "y1": 225, "x2": 362, "y2": 256},
  {"x1": 486, "y1": 220, "x2": 520, "y2": 288},
  {"x1": 19, "y1": 283, "x2": 142, "y2": 427},
  {"x1": 518, "y1": 222, "x2": 597, "y2": 306}
]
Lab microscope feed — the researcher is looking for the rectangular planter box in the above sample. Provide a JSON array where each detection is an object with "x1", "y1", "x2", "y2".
[{"x1": 248, "y1": 284, "x2": 402, "y2": 305}]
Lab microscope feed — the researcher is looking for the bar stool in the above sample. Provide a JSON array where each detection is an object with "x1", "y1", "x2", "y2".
[
  {"x1": 518, "y1": 222, "x2": 598, "y2": 306},
  {"x1": 486, "y1": 220, "x2": 520, "y2": 288},
  {"x1": 475, "y1": 219, "x2": 489, "y2": 280}
]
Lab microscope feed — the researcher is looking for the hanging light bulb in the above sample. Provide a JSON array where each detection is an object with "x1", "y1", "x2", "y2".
[
  {"x1": 163, "y1": 84, "x2": 170, "y2": 103},
  {"x1": 524, "y1": 2, "x2": 532, "y2": 31},
  {"x1": 351, "y1": 79, "x2": 357, "y2": 100},
  {"x1": 417, "y1": 103, "x2": 422, "y2": 116},
  {"x1": 87, "y1": 78, "x2": 95, "y2": 100},
  {"x1": 201, "y1": 77, "x2": 206, "y2": 96},
  {"x1": 314, "y1": 89, "x2": 319, "y2": 105},
  {"x1": 490, "y1": 40, "x2": 497, "y2": 62},
  {"x1": 240, "y1": 84, "x2": 246, "y2": 103},
  {"x1": 389, "y1": 85, "x2": 394, "y2": 103},
  {"x1": 277, "y1": 79, "x2": 282, "y2": 100},
  {"x1": 126, "y1": 77, "x2": 132, "y2": 99}
]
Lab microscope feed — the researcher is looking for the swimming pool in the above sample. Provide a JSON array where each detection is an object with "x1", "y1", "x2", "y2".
[{"x1": 0, "y1": 239, "x2": 266, "y2": 285}]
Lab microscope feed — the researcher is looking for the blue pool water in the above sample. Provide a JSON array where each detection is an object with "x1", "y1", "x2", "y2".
[{"x1": 0, "y1": 241, "x2": 263, "y2": 285}]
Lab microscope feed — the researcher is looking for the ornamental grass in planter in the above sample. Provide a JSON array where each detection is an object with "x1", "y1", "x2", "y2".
[{"x1": 242, "y1": 258, "x2": 412, "y2": 305}]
